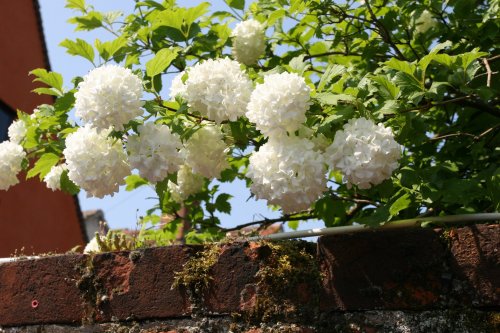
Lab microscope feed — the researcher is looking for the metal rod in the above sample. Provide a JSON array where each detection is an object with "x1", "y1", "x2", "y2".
[
  {"x1": 0, "y1": 256, "x2": 40, "y2": 264},
  {"x1": 248, "y1": 213, "x2": 500, "y2": 241}
]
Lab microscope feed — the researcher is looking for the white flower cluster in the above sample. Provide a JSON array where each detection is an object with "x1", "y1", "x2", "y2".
[
  {"x1": 168, "y1": 165, "x2": 205, "y2": 203},
  {"x1": 63, "y1": 125, "x2": 130, "y2": 198},
  {"x1": 127, "y1": 122, "x2": 183, "y2": 183},
  {"x1": 185, "y1": 58, "x2": 253, "y2": 123},
  {"x1": 169, "y1": 71, "x2": 188, "y2": 100},
  {"x1": 0, "y1": 141, "x2": 26, "y2": 190},
  {"x1": 247, "y1": 135, "x2": 327, "y2": 213},
  {"x1": 246, "y1": 72, "x2": 310, "y2": 136},
  {"x1": 182, "y1": 126, "x2": 229, "y2": 179},
  {"x1": 44, "y1": 164, "x2": 67, "y2": 191},
  {"x1": 75, "y1": 64, "x2": 144, "y2": 131},
  {"x1": 414, "y1": 10, "x2": 437, "y2": 35},
  {"x1": 325, "y1": 117, "x2": 401, "y2": 189},
  {"x1": 231, "y1": 19, "x2": 266, "y2": 65},
  {"x1": 8, "y1": 120, "x2": 27, "y2": 144}
]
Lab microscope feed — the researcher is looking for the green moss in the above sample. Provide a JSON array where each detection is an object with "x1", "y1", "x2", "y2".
[
  {"x1": 249, "y1": 240, "x2": 321, "y2": 323},
  {"x1": 172, "y1": 243, "x2": 221, "y2": 296}
]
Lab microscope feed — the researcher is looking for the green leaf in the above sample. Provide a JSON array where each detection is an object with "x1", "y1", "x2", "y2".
[
  {"x1": 372, "y1": 75, "x2": 400, "y2": 100},
  {"x1": 54, "y1": 92, "x2": 76, "y2": 112},
  {"x1": 393, "y1": 72, "x2": 423, "y2": 94},
  {"x1": 458, "y1": 49, "x2": 489, "y2": 71},
  {"x1": 224, "y1": 0, "x2": 245, "y2": 10},
  {"x1": 385, "y1": 58, "x2": 416, "y2": 76},
  {"x1": 287, "y1": 220, "x2": 299, "y2": 230},
  {"x1": 60, "y1": 170, "x2": 80, "y2": 195},
  {"x1": 215, "y1": 193, "x2": 232, "y2": 214},
  {"x1": 95, "y1": 36, "x2": 128, "y2": 61},
  {"x1": 32, "y1": 87, "x2": 63, "y2": 97},
  {"x1": 27, "y1": 153, "x2": 60, "y2": 180},
  {"x1": 318, "y1": 64, "x2": 345, "y2": 91},
  {"x1": 432, "y1": 54, "x2": 456, "y2": 68},
  {"x1": 418, "y1": 40, "x2": 452, "y2": 73},
  {"x1": 314, "y1": 197, "x2": 346, "y2": 227},
  {"x1": 68, "y1": 11, "x2": 103, "y2": 31},
  {"x1": 65, "y1": 0, "x2": 86, "y2": 11},
  {"x1": 389, "y1": 193, "x2": 411, "y2": 216},
  {"x1": 146, "y1": 48, "x2": 179, "y2": 77},
  {"x1": 184, "y1": 2, "x2": 211, "y2": 25},
  {"x1": 60, "y1": 38, "x2": 95, "y2": 64},
  {"x1": 29, "y1": 68, "x2": 63, "y2": 92},
  {"x1": 288, "y1": 55, "x2": 310, "y2": 75},
  {"x1": 125, "y1": 174, "x2": 149, "y2": 191},
  {"x1": 315, "y1": 93, "x2": 355, "y2": 105}
]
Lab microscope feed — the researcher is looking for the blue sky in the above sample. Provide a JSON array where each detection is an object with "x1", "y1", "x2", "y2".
[{"x1": 38, "y1": 0, "x2": 324, "y2": 234}]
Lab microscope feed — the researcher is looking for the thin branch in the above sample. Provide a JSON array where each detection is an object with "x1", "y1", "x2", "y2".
[
  {"x1": 221, "y1": 213, "x2": 317, "y2": 232},
  {"x1": 364, "y1": 0, "x2": 407, "y2": 60},
  {"x1": 401, "y1": 95, "x2": 473, "y2": 113},
  {"x1": 431, "y1": 123, "x2": 500, "y2": 142},
  {"x1": 482, "y1": 58, "x2": 492, "y2": 87},
  {"x1": 487, "y1": 54, "x2": 500, "y2": 62}
]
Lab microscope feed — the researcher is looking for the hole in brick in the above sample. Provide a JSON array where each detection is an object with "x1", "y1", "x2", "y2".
[{"x1": 31, "y1": 300, "x2": 39, "y2": 309}]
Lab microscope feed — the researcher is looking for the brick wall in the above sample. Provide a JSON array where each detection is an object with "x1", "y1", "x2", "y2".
[{"x1": 0, "y1": 224, "x2": 498, "y2": 332}]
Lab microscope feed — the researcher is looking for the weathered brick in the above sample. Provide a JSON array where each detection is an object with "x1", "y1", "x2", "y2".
[
  {"x1": 90, "y1": 245, "x2": 194, "y2": 322},
  {"x1": 204, "y1": 243, "x2": 261, "y2": 313},
  {"x1": 0, "y1": 254, "x2": 85, "y2": 326},
  {"x1": 448, "y1": 224, "x2": 500, "y2": 307},
  {"x1": 318, "y1": 228, "x2": 449, "y2": 310}
]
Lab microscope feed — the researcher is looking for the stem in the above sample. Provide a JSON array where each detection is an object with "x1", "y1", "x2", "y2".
[
  {"x1": 248, "y1": 213, "x2": 500, "y2": 241},
  {"x1": 221, "y1": 213, "x2": 317, "y2": 232}
]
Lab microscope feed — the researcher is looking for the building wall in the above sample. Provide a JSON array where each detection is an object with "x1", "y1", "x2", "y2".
[{"x1": 0, "y1": 0, "x2": 85, "y2": 256}]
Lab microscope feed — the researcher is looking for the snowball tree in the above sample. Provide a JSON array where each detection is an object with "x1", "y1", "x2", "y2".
[{"x1": 2, "y1": 0, "x2": 498, "y2": 243}]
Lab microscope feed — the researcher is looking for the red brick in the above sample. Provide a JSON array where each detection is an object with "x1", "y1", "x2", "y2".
[
  {"x1": 318, "y1": 228, "x2": 448, "y2": 310},
  {"x1": 0, "y1": 254, "x2": 85, "y2": 326},
  {"x1": 203, "y1": 243, "x2": 261, "y2": 313},
  {"x1": 91, "y1": 246, "x2": 193, "y2": 322},
  {"x1": 449, "y1": 224, "x2": 500, "y2": 307}
]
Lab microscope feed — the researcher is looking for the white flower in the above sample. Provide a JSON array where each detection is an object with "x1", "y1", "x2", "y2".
[
  {"x1": 414, "y1": 10, "x2": 437, "y2": 35},
  {"x1": 63, "y1": 125, "x2": 130, "y2": 198},
  {"x1": 0, "y1": 141, "x2": 26, "y2": 190},
  {"x1": 169, "y1": 71, "x2": 187, "y2": 100},
  {"x1": 325, "y1": 117, "x2": 401, "y2": 189},
  {"x1": 44, "y1": 164, "x2": 67, "y2": 191},
  {"x1": 8, "y1": 120, "x2": 27, "y2": 144},
  {"x1": 231, "y1": 19, "x2": 266, "y2": 65},
  {"x1": 127, "y1": 122, "x2": 183, "y2": 183},
  {"x1": 182, "y1": 125, "x2": 229, "y2": 179},
  {"x1": 185, "y1": 58, "x2": 253, "y2": 123},
  {"x1": 83, "y1": 236, "x2": 100, "y2": 254},
  {"x1": 75, "y1": 64, "x2": 144, "y2": 131},
  {"x1": 247, "y1": 135, "x2": 327, "y2": 213},
  {"x1": 246, "y1": 72, "x2": 310, "y2": 137},
  {"x1": 168, "y1": 165, "x2": 205, "y2": 203}
]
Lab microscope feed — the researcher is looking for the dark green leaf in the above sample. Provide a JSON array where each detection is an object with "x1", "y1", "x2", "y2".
[
  {"x1": 60, "y1": 170, "x2": 80, "y2": 195},
  {"x1": 224, "y1": 0, "x2": 244, "y2": 10}
]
